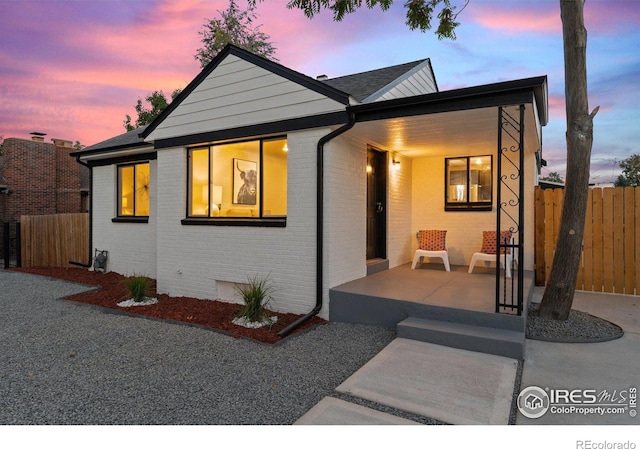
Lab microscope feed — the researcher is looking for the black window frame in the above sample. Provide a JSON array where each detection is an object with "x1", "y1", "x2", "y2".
[
  {"x1": 444, "y1": 155, "x2": 493, "y2": 212},
  {"x1": 113, "y1": 161, "x2": 150, "y2": 223},
  {"x1": 182, "y1": 136, "x2": 287, "y2": 227}
]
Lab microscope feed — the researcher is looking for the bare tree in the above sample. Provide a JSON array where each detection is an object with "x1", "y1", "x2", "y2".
[{"x1": 538, "y1": 0, "x2": 598, "y2": 320}]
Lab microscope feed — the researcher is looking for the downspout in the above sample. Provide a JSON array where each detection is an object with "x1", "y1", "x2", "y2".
[
  {"x1": 277, "y1": 111, "x2": 356, "y2": 337},
  {"x1": 69, "y1": 155, "x2": 93, "y2": 268}
]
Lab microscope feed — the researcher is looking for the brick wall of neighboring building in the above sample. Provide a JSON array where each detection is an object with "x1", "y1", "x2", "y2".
[{"x1": 0, "y1": 137, "x2": 88, "y2": 224}]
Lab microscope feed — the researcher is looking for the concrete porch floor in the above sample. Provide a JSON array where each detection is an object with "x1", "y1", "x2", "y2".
[
  {"x1": 329, "y1": 263, "x2": 534, "y2": 359},
  {"x1": 330, "y1": 263, "x2": 533, "y2": 321}
]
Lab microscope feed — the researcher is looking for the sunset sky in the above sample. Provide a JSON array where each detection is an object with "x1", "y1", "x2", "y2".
[{"x1": 1, "y1": 0, "x2": 638, "y2": 183}]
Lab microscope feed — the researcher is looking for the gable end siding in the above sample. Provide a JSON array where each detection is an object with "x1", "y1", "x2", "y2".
[
  {"x1": 147, "y1": 55, "x2": 347, "y2": 142},
  {"x1": 365, "y1": 65, "x2": 438, "y2": 103}
]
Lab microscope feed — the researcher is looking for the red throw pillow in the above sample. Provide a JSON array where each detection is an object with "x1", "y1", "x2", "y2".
[
  {"x1": 480, "y1": 230, "x2": 512, "y2": 254},
  {"x1": 418, "y1": 230, "x2": 447, "y2": 251}
]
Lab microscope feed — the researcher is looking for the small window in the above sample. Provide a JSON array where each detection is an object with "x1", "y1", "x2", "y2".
[
  {"x1": 187, "y1": 137, "x2": 287, "y2": 223},
  {"x1": 117, "y1": 162, "x2": 150, "y2": 217},
  {"x1": 445, "y1": 156, "x2": 492, "y2": 211}
]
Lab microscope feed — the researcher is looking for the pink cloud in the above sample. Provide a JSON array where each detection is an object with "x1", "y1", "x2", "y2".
[
  {"x1": 468, "y1": 2, "x2": 561, "y2": 34},
  {"x1": 468, "y1": 0, "x2": 639, "y2": 37}
]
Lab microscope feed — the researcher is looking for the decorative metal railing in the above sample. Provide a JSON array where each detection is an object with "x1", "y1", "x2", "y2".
[{"x1": 496, "y1": 105, "x2": 525, "y2": 315}]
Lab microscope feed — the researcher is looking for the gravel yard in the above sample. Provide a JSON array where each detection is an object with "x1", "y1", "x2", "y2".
[{"x1": 0, "y1": 269, "x2": 395, "y2": 425}]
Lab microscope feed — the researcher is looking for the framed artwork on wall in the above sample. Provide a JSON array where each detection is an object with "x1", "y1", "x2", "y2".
[{"x1": 233, "y1": 158, "x2": 257, "y2": 205}]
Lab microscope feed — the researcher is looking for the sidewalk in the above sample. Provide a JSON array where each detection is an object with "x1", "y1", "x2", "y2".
[
  {"x1": 517, "y1": 288, "x2": 639, "y2": 425},
  {"x1": 296, "y1": 288, "x2": 639, "y2": 425}
]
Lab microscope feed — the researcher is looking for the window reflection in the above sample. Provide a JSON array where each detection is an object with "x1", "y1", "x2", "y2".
[{"x1": 445, "y1": 156, "x2": 492, "y2": 211}]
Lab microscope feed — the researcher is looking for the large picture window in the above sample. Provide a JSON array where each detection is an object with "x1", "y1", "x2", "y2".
[
  {"x1": 445, "y1": 155, "x2": 492, "y2": 211},
  {"x1": 117, "y1": 162, "x2": 150, "y2": 217},
  {"x1": 187, "y1": 137, "x2": 287, "y2": 224}
]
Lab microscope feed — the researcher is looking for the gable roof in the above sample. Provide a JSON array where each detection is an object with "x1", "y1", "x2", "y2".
[
  {"x1": 322, "y1": 59, "x2": 437, "y2": 102},
  {"x1": 140, "y1": 44, "x2": 352, "y2": 140}
]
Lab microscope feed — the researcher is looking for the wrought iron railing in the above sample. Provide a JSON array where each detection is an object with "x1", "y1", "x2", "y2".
[{"x1": 496, "y1": 105, "x2": 525, "y2": 315}]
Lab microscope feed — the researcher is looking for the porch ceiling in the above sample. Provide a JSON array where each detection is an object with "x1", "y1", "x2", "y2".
[{"x1": 348, "y1": 105, "x2": 541, "y2": 159}]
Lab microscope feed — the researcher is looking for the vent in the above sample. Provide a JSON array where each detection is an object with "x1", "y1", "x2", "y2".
[
  {"x1": 52, "y1": 138, "x2": 73, "y2": 148},
  {"x1": 30, "y1": 132, "x2": 46, "y2": 142}
]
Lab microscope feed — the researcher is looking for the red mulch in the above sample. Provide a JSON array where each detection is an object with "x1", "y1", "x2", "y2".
[{"x1": 11, "y1": 267, "x2": 326, "y2": 344}]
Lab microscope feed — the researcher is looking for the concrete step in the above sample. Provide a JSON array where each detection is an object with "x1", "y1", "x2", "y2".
[{"x1": 397, "y1": 317, "x2": 525, "y2": 360}]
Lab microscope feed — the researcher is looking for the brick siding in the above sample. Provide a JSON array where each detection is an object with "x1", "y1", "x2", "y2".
[{"x1": 0, "y1": 137, "x2": 88, "y2": 224}]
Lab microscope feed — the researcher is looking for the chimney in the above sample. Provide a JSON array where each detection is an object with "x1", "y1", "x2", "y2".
[
  {"x1": 316, "y1": 74, "x2": 328, "y2": 81},
  {"x1": 52, "y1": 138, "x2": 73, "y2": 148},
  {"x1": 30, "y1": 132, "x2": 46, "y2": 142}
]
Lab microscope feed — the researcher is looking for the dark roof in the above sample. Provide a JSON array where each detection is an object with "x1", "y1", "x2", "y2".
[
  {"x1": 322, "y1": 59, "x2": 430, "y2": 102},
  {"x1": 74, "y1": 125, "x2": 149, "y2": 155},
  {"x1": 77, "y1": 47, "x2": 435, "y2": 155}
]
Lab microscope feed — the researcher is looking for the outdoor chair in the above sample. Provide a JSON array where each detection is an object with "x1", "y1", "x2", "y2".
[
  {"x1": 468, "y1": 230, "x2": 517, "y2": 278},
  {"x1": 411, "y1": 230, "x2": 451, "y2": 271}
]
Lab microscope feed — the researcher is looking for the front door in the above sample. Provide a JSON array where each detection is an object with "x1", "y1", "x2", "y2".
[{"x1": 366, "y1": 147, "x2": 387, "y2": 260}]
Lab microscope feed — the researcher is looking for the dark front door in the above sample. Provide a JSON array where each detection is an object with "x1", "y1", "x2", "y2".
[{"x1": 366, "y1": 147, "x2": 387, "y2": 260}]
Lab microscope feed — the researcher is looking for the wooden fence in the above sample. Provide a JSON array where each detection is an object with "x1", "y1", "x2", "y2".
[
  {"x1": 535, "y1": 186, "x2": 639, "y2": 295},
  {"x1": 20, "y1": 213, "x2": 89, "y2": 268}
]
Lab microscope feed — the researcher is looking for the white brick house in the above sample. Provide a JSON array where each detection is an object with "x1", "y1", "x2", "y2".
[{"x1": 74, "y1": 45, "x2": 548, "y2": 330}]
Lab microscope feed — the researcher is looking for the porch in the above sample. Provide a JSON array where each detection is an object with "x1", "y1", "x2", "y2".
[{"x1": 329, "y1": 263, "x2": 534, "y2": 359}]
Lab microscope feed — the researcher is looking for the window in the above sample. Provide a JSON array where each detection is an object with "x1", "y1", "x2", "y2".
[
  {"x1": 117, "y1": 162, "x2": 150, "y2": 217},
  {"x1": 445, "y1": 155, "x2": 492, "y2": 211},
  {"x1": 187, "y1": 137, "x2": 287, "y2": 224}
]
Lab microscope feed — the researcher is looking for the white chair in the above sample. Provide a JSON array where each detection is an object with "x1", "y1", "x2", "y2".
[
  {"x1": 468, "y1": 231, "x2": 517, "y2": 277},
  {"x1": 411, "y1": 230, "x2": 451, "y2": 271}
]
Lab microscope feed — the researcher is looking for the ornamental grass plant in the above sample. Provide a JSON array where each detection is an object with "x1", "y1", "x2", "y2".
[
  {"x1": 124, "y1": 275, "x2": 152, "y2": 303},
  {"x1": 234, "y1": 275, "x2": 275, "y2": 324}
]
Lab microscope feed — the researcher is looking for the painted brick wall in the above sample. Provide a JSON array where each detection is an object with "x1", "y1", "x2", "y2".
[
  {"x1": 92, "y1": 161, "x2": 157, "y2": 278},
  {"x1": 411, "y1": 151, "x2": 535, "y2": 270},
  {"x1": 387, "y1": 152, "x2": 413, "y2": 267},
  {"x1": 0, "y1": 138, "x2": 86, "y2": 223},
  {"x1": 153, "y1": 130, "x2": 322, "y2": 318},
  {"x1": 324, "y1": 134, "x2": 367, "y2": 303}
]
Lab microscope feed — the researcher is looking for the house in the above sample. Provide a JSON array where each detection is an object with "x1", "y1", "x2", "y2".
[
  {"x1": 73, "y1": 44, "x2": 548, "y2": 332},
  {"x1": 1, "y1": 134, "x2": 89, "y2": 260}
]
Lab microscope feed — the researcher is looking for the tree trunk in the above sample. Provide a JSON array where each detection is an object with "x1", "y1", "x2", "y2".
[{"x1": 538, "y1": 0, "x2": 598, "y2": 320}]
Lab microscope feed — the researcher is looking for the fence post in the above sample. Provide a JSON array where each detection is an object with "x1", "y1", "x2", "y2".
[
  {"x1": 3, "y1": 222, "x2": 9, "y2": 269},
  {"x1": 15, "y1": 222, "x2": 21, "y2": 268}
]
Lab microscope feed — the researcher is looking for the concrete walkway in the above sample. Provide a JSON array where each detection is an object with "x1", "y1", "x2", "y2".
[
  {"x1": 296, "y1": 288, "x2": 639, "y2": 425},
  {"x1": 517, "y1": 288, "x2": 639, "y2": 425},
  {"x1": 296, "y1": 337, "x2": 518, "y2": 425}
]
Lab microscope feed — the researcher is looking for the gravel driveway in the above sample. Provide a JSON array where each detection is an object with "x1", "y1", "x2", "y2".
[{"x1": 0, "y1": 269, "x2": 395, "y2": 424}]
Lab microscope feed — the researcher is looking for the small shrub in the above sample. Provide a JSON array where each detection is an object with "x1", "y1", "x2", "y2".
[
  {"x1": 235, "y1": 275, "x2": 274, "y2": 323},
  {"x1": 124, "y1": 275, "x2": 151, "y2": 303}
]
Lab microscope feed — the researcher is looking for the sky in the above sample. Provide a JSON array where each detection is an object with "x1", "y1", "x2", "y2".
[{"x1": 1, "y1": 0, "x2": 639, "y2": 184}]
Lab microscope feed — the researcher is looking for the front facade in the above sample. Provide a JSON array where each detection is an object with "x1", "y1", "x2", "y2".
[{"x1": 75, "y1": 45, "x2": 548, "y2": 321}]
